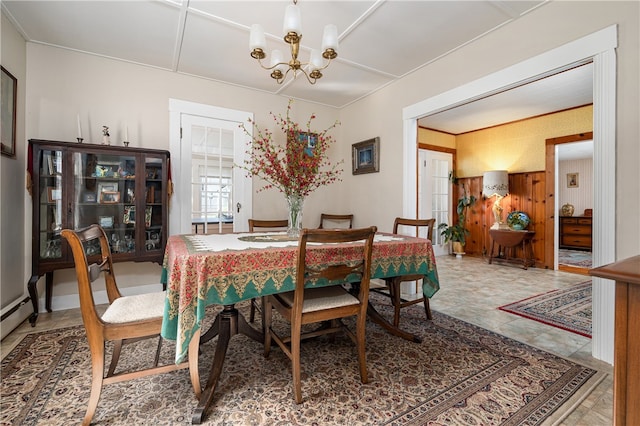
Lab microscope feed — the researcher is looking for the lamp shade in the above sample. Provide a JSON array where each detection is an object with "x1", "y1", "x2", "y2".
[
  {"x1": 283, "y1": 4, "x2": 302, "y2": 35},
  {"x1": 249, "y1": 24, "x2": 266, "y2": 51},
  {"x1": 321, "y1": 24, "x2": 339, "y2": 51},
  {"x1": 483, "y1": 170, "x2": 509, "y2": 197}
]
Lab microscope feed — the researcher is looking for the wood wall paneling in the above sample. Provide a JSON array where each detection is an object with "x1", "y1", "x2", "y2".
[{"x1": 455, "y1": 171, "x2": 547, "y2": 268}]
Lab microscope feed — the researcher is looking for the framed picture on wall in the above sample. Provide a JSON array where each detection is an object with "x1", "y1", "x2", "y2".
[
  {"x1": 567, "y1": 173, "x2": 579, "y2": 188},
  {"x1": 1, "y1": 66, "x2": 17, "y2": 158},
  {"x1": 352, "y1": 137, "x2": 380, "y2": 175}
]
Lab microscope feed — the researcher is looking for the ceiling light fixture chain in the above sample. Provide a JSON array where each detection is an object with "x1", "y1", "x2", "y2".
[{"x1": 249, "y1": 0, "x2": 338, "y2": 85}]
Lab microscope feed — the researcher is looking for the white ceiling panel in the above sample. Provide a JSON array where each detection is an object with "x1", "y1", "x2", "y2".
[
  {"x1": 3, "y1": 0, "x2": 594, "y2": 132},
  {"x1": 6, "y1": 1, "x2": 182, "y2": 69},
  {"x1": 277, "y1": 59, "x2": 395, "y2": 106},
  {"x1": 419, "y1": 63, "x2": 593, "y2": 134},
  {"x1": 339, "y1": 1, "x2": 515, "y2": 76}
]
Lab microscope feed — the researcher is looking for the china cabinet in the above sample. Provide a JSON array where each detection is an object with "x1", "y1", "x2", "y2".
[{"x1": 28, "y1": 139, "x2": 170, "y2": 326}]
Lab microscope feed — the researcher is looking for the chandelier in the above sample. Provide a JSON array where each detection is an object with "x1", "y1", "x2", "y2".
[{"x1": 249, "y1": 0, "x2": 338, "y2": 85}]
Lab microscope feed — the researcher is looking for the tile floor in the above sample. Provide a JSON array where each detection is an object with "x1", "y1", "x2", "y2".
[{"x1": 1, "y1": 254, "x2": 613, "y2": 424}]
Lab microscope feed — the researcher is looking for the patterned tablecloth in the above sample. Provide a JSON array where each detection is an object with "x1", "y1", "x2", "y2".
[{"x1": 161, "y1": 232, "x2": 439, "y2": 363}]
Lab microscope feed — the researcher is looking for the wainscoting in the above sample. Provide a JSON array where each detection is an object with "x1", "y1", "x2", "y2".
[{"x1": 452, "y1": 171, "x2": 548, "y2": 267}]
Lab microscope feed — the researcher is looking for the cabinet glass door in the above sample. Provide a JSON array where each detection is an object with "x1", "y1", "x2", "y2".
[
  {"x1": 39, "y1": 149, "x2": 63, "y2": 260},
  {"x1": 144, "y1": 157, "x2": 163, "y2": 254},
  {"x1": 73, "y1": 152, "x2": 136, "y2": 255}
]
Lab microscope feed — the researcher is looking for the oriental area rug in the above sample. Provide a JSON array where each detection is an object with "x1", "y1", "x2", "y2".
[
  {"x1": 499, "y1": 281, "x2": 592, "y2": 338},
  {"x1": 558, "y1": 249, "x2": 592, "y2": 269},
  {"x1": 2, "y1": 297, "x2": 604, "y2": 425}
]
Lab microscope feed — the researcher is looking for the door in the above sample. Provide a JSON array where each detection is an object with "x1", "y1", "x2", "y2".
[
  {"x1": 418, "y1": 149, "x2": 452, "y2": 256},
  {"x1": 180, "y1": 114, "x2": 250, "y2": 234}
]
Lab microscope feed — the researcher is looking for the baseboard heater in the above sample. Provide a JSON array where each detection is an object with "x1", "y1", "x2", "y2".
[{"x1": 1, "y1": 297, "x2": 30, "y2": 322}]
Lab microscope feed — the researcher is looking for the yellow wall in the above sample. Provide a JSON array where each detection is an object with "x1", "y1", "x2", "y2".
[
  {"x1": 456, "y1": 106, "x2": 592, "y2": 177},
  {"x1": 418, "y1": 127, "x2": 456, "y2": 149},
  {"x1": 420, "y1": 105, "x2": 593, "y2": 177}
]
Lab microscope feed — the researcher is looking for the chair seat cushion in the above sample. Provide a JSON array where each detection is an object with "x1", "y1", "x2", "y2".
[
  {"x1": 102, "y1": 291, "x2": 166, "y2": 324},
  {"x1": 276, "y1": 286, "x2": 359, "y2": 313}
]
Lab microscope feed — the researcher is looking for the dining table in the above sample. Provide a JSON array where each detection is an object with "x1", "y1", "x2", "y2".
[{"x1": 160, "y1": 231, "x2": 439, "y2": 424}]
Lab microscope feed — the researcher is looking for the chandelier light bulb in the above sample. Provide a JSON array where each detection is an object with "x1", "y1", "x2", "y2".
[
  {"x1": 249, "y1": 24, "x2": 266, "y2": 51},
  {"x1": 270, "y1": 50, "x2": 284, "y2": 68},
  {"x1": 283, "y1": 4, "x2": 302, "y2": 35},
  {"x1": 310, "y1": 49, "x2": 324, "y2": 71},
  {"x1": 321, "y1": 24, "x2": 338, "y2": 52}
]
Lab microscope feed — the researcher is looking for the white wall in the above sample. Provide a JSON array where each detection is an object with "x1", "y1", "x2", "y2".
[
  {"x1": 24, "y1": 43, "x2": 342, "y2": 304},
  {"x1": 4, "y1": 0, "x2": 639, "y2": 322},
  {"x1": 558, "y1": 158, "x2": 594, "y2": 216},
  {"x1": 1, "y1": 11, "x2": 29, "y2": 338}
]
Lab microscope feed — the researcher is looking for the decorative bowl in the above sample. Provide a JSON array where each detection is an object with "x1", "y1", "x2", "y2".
[{"x1": 507, "y1": 211, "x2": 530, "y2": 230}]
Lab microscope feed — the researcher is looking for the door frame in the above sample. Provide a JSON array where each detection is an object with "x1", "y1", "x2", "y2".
[
  {"x1": 402, "y1": 26, "x2": 617, "y2": 363},
  {"x1": 417, "y1": 143, "x2": 456, "y2": 255},
  {"x1": 544, "y1": 131, "x2": 594, "y2": 270},
  {"x1": 169, "y1": 99, "x2": 253, "y2": 236}
]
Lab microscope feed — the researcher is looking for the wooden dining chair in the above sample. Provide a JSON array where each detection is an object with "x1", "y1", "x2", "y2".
[
  {"x1": 317, "y1": 213, "x2": 354, "y2": 229},
  {"x1": 372, "y1": 217, "x2": 436, "y2": 326},
  {"x1": 247, "y1": 218, "x2": 289, "y2": 323},
  {"x1": 61, "y1": 224, "x2": 199, "y2": 426},
  {"x1": 248, "y1": 218, "x2": 289, "y2": 232},
  {"x1": 263, "y1": 226, "x2": 377, "y2": 403}
]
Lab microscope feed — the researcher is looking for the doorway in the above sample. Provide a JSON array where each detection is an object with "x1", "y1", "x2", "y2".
[
  {"x1": 181, "y1": 115, "x2": 244, "y2": 235},
  {"x1": 402, "y1": 26, "x2": 617, "y2": 363},
  {"x1": 546, "y1": 133, "x2": 594, "y2": 275},
  {"x1": 169, "y1": 99, "x2": 253, "y2": 236},
  {"x1": 418, "y1": 149, "x2": 453, "y2": 256}
]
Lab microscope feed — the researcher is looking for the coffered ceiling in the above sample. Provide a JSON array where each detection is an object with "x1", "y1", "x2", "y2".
[{"x1": 2, "y1": 0, "x2": 593, "y2": 135}]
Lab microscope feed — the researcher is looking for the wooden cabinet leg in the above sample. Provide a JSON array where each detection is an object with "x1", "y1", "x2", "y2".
[
  {"x1": 27, "y1": 275, "x2": 39, "y2": 327},
  {"x1": 45, "y1": 272, "x2": 54, "y2": 312}
]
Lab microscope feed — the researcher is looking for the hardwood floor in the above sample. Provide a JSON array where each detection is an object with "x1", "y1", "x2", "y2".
[
  {"x1": 1, "y1": 254, "x2": 612, "y2": 424},
  {"x1": 559, "y1": 263, "x2": 591, "y2": 276}
]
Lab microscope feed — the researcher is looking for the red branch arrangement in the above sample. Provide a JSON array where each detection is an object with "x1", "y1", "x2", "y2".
[{"x1": 239, "y1": 100, "x2": 343, "y2": 197}]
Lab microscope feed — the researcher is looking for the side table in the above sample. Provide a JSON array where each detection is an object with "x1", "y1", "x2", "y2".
[{"x1": 488, "y1": 229, "x2": 536, "y2": 269}]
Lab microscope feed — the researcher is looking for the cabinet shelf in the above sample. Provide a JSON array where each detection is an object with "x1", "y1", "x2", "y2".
[{"x1": 28, "y1": 139, "x2": 170, "y2": 326}]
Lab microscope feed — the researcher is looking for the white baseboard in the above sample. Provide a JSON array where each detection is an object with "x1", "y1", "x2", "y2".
[
  {"x1": 0, "y1": 302, "x2": 33, "y2": 340},
  {"x1": 37, "y1": 283, "x2": 165, "y2": 312}
]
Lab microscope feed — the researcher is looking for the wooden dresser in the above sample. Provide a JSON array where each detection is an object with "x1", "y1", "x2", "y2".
[
  {"x1": 590, "y1": 256, "x2": 640, "y2": 426},
  {"x1": 559, "y1": 216, "x2": 592, "y2": 250}
]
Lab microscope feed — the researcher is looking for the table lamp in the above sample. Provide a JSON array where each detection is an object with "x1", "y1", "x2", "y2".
[{"x1": 483, "y1": 170, "x2": 509, "y2": 229}]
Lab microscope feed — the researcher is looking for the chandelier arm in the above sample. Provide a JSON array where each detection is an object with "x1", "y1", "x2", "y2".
[
  {"x1": 299, "y1": 68, "x2": 317, "y2": 85},
  {"x1": 310, "y1": 57, "x2": 334, "y2": 72},
  {"x1": 255, "y1": 57, "x2": 287, "y2": 71},
  {"x1": 254, "y1": 58, "x2": 332, "y2": 72}
]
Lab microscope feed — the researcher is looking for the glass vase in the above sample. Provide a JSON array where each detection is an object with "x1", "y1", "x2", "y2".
[{"x1": 286, "y1": 193, "x2": 304, "y2": 238}]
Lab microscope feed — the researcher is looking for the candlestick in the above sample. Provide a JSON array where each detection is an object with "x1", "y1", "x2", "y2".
[
  {"x1": 125, "y1": 125, "x2": 128, "y2": 142},
  {"x1": 77, "y1": 114, "x2": 82, "y2": 139}
]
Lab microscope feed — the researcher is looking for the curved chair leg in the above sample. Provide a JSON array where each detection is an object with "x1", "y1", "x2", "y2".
[
  {"x1": 391, "y1": 280, "x2": 402, "y2": 327},
  {"x1": 188, "y1": 328, "x2": 202, "y2": 399},
  {"x1": 107, "y1": 340, "x2": 123, "y2": 377},
  {"x1": 291, "y1": 321, "x2": 303, "y2": 404},
  {"x1": 263, "y1": 297, "x2": 273, "y2": 357},
  {"x1": 154, "y1": 336, "x2": 163, "y2": 367},
  {"x1": 249, "y1": 298, "x2": 256, "y2": 323},
  {"x1": 83, "y1": 345, "x2": 106, "y2": 426},
  {"x1": 356, "y1": 313, "x2": 368, "y2": 384},
  {"x1": 423, "y1": 296, "x2": 433, "y2": 320}
]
